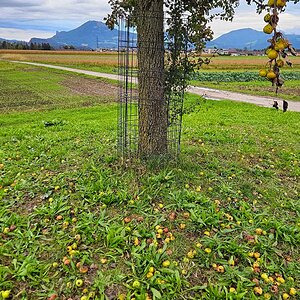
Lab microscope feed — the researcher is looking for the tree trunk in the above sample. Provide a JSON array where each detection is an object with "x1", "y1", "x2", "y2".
[{"x1": 136, "y1": 0, "x2": 168, "y2": 158}]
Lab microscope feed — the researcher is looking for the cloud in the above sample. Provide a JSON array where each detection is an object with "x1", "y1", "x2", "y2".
[
  {"x1": 0, "y1": 0, "x2": 111, "y2": 22},
  {"x1": 211, "y1": 2, "x2": 300, "y2": 38},
  {"x1": 0, "y1": 0, "x2": 299, "y2": 40},
  {"x1": 0, "y1": 27, "x2": 54, "y2": 41},
  {"x1": 0, "y1": 0, "x2": 40, "y2": 8},
  {"x1": 0, "y1": 0, "x2": 111, "y2": 40}
]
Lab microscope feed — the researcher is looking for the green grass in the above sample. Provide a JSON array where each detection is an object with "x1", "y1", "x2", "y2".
[
  {"x1": 0, "y1": 61, "x2": 299, "y2": 300},
  {"x1": 0, "y1": 61, "x2": 117, "y2": 113}
]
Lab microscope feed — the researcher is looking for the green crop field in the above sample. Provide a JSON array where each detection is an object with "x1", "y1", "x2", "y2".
[{"x1": 0, "y1": 60, "x2": 299, "y2": 300}]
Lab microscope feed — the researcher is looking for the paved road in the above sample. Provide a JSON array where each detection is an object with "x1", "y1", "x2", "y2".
[
  {"x1": 9, "y1": 60, "x2": 120, "y2": 81},
  {"x1": 187, "y1": 86, "x2": 300, "y2": 112},
  {"x1": 7, "y1": 60, "x2": 300, "y2": 112}
]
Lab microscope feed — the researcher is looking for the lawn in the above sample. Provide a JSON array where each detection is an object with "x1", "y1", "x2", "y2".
[{"x1": 0, "y1": 61, "x2": 299, "y2": 300}]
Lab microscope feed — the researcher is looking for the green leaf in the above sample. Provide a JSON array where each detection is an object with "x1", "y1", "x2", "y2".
[{"x1": 151, "y1": 288, "x2": 162, "y2": 299}]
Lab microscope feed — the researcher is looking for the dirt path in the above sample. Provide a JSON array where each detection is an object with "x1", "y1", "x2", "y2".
[{"x1": 6, "y1": 60, "x2": 300, "y2": 112}]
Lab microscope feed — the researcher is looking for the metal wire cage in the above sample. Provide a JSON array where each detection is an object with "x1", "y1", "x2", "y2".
[
  {"x1": 117, "y1": 16, "x2": 186, "y2": 157},
  {"x1": 117, "y1": 18, "x2": 138, "y2": 156}
]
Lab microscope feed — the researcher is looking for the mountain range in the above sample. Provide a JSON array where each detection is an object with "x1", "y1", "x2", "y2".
[
  {"x1": 206, "y1": 28, "x2": 300, "y2": 50},
  {"x1": 30, "y1": 21, "x2": 119, "y2": 49},
  {"x1": 1, "y1": 21, "x2": 300, "y2": 50}
]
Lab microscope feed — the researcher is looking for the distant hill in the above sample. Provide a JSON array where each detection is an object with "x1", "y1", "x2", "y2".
[
  {"x1": 30, "y1": 21, "x2": 120, "y2": 49},
  {"x1": 206, "y1": 28, "x2": 300, "y2": 50}
]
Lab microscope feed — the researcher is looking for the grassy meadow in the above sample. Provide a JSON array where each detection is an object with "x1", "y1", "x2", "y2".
[
  {"x1": 0, "y1": 60, "x2": 300, "y2": 299},
  {"x1": 0, "y1": 60, "x2": 117, "y2": 113},
  {"x1": 1, "y1": 50, "x2": 300, "y2": 101}
]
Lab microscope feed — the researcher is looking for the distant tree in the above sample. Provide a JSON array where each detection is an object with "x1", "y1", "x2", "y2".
[
  {"x1": 41, "y1": 43, "x2": 52, "y2": 50},
  {"x1": 107, "y1": 0, "x2": 299, "y2": 158},
  {"x1": 2, "y1": 41, "x2": 7, "y2": 49},
  {"x1": 63, "y1": 45, "x2": 76, "y2": 50}
]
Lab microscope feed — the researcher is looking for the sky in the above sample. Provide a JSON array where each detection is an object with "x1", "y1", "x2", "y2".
[{"x1": 0, "y1": 0, "x2": 299, "y2": 42}]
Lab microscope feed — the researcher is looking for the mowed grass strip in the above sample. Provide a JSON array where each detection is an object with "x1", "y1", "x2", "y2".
[{"x1": 0, "y1": 62, "x2": 299, "y2": 299}]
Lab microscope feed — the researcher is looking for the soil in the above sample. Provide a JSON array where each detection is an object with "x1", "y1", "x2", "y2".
[{"x1": 61, "y1": 76, "x2": 118, "y2": 99}]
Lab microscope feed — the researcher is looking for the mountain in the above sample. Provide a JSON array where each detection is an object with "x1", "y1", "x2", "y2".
[
  {"x1": 30, "y1": 21, "x2": 120, "y2": 49},
  {"x1": 206, "y1": 28, "x2": 300, "y2": 50}
]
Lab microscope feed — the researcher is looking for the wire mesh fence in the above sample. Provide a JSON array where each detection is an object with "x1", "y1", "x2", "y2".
[
  {"x1": 117, "y1": 16, "x2": 186, "y2": 157},
  {"x1": 117, "y1": 18, "x2": 138, "y2": 156}
]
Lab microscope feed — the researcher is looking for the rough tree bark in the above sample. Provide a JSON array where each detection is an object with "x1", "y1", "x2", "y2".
[{"x1": 136, "y1": 0, "x2": 168, "y2": 158}]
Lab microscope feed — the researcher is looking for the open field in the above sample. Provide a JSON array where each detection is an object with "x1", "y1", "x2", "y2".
[
  {"x1": 201, "y1": 55, "x2": 300, "y2": 71},
  {"x1": 0, "y1": 61, "x2": 117, "y2": 113},
  {"x1": 0, "y1": 50, "x2": 120, "y2": 74},
  {"x1": 0, "y1": 60, "x2": 299, "y2": 299},
  {"x1": 1, "y1": 50, "x2": 300, "y2": 101},
  {"x1": 1, "y1": 50, "x2": 299, "y2": 72}
]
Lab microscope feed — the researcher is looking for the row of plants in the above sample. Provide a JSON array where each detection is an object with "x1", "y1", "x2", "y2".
[{"x1": 192, "y1": 71, "x2": 300, "y2": 82}]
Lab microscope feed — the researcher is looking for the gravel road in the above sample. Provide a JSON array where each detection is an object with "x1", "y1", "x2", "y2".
[{"x1": 7, "y1": 60, "x2": 300, "y2": 112}]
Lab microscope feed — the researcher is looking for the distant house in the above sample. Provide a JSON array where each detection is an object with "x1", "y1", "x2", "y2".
[
  {"x1": 217, "y1": 49, "x2": 230, "y2": 56},
  {"x1": 228, "y1": 48, "x2": 239, "y2": 56},
  {"x1": 203, "y1": 48, "x2": 218, "y2": 55}
]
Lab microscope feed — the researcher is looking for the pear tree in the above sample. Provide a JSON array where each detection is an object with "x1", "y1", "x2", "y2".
[{"x1": 107, "y1": 0, "x2": 299, "y2": 158}]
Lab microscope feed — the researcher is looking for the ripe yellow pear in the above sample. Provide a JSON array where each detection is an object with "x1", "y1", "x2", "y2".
[
  {"x1": 267, "y1": 49, "x2": 279, "y2": 60},
  {"x1": 1, "y1": 291, "x2": 11, "y2": 299},
  {"x1": 259, "y1": 69, "x2": 268, "y2": 77},
  {"x1": 276, "y1": 41, "x2": 285, "y2": 50},
  {"x1": 277, "y1": 59, "x2": 284, "y2": 67},
  {"x1": 277, "y1": 0, "x2": 287, "y2": 7},
  {"x1": 267, "y1": 71, "x2": 277, "y2": 79},
  {"x1": 263, "y1": 24, "x2": 273, "y2": 34},
  {"x1": 264, "y1": 13, "x2": 271, "y2": 22},
  {"x1": 268, "y1": 0, "x2": 275, "y2": 7}
]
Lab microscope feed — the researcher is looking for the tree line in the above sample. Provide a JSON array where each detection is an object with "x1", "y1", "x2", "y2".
[{"x1": 0, "y1": 41, "x2": 53, "y2": 50}]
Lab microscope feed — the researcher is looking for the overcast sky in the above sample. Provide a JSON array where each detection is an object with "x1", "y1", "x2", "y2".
[{"x1": 0, "y1": 0, "x2": 299, "y2": 41}]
